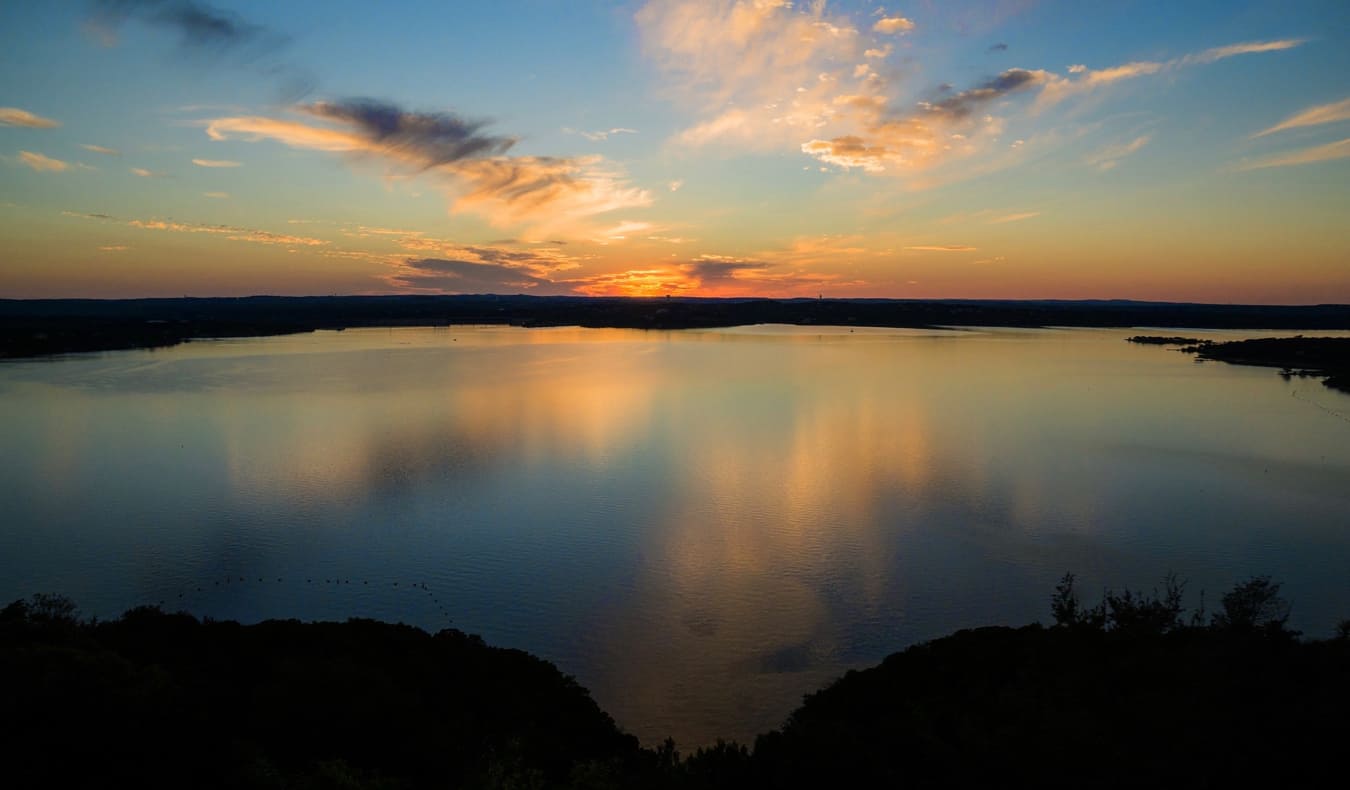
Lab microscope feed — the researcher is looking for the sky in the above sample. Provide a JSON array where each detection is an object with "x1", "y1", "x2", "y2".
[{"x1": 2, "y1": 0, "x2": 1348, "y2": 302}]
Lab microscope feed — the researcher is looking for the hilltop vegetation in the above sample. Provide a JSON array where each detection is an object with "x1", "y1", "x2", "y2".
[
  {"x1": 3, "y1": 576, "x2": 1347, "y2": 788},
  {"x1": 4, "y1": 295, "x2": 1349, "y2": 358}
]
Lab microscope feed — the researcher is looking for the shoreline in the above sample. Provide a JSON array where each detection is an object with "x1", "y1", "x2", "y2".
[
  {"x1": 5, "y1": 294, "x2": 1350, "y2": 360},
  {"x1": 1129, "y1": 334, "x2": 1350, "y2": 393}
]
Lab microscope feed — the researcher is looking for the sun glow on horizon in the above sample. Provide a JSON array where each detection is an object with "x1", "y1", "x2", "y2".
[{"x1": 1, "y1": 1, "x2": 1347, "y2": 303}]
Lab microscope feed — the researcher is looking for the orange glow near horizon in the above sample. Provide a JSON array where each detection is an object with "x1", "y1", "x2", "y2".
[{"x1": 1, "y1": 2, "x2": 1347, "y2": 303}]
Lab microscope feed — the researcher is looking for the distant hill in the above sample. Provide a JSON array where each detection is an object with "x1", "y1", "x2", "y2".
[{"x1": 4, "y1": 295, "x2": 1349, "y2": 358}]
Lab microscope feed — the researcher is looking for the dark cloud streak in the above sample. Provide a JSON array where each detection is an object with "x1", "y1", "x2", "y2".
[
  {"x1": 90, "y1": 0, "x2": 315, "y2": 100},
  {"x1": 391, "y1": 258, "x2": 557, "y2": 294},
  {"x1": 924, "y1": 68, "x2": 1046, "y2": 119},
  {"x1": 681, "y1": 258, "x2": 764, "y2": 283},
  {"x1": 302, "y1": 99, "x2": 516, "y2": 170},
  {"x1": 93, "y1": 0, "x2": 270, "y2": 53}
]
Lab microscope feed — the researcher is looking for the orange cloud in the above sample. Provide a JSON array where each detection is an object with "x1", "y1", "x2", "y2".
[
  {"x1": 641, "y1": 3, "x2": 1307, "y2": 186},
  {"x1": 872, "y1": 17, "x2": 914, "y2": 35},
  {"x1": 204, "y1": 105, "x2": 650, "y2": 237},
  {"x1": 0, "y1": 107, "x2": 60, "y2": 128},
  {"x1": 18, "y1": 151, "x2": 70, "y2": 172},
  {"x1": 447, "y1": 156, "x2": 652, "y2": 236},
  {"x1": 639, "y1": 0, "x2": 861, "y2": 149},
  {"x1": 1084, "y1": 135, "x2": 1151, "y2": 170},
  {"x1": 1235, "y1": 138, "x2": 1350, "y2": 171},
  {"x1": 1037, "y1": 39, "x2": 1305, "y2": 108},
  {"x1": 988, "y1": 211, "x2": 1040, "y2": 224},
  {"x1": 1254, "y1": 98, "x2": 1350, "y2": 138},
  {"x1": 72, "y1": 213, "x2": 330, "y2": 247},
  {"x1": 570, "y1": 268, "x2": 695, "y2": 297},
  {"x1": 206, "y1": 115, "x2": 368, "y2": 152}
]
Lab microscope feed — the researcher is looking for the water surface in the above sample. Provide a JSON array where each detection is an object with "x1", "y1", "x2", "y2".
[{"x1": 3, "y1": 325, "x2": 1349, "y2": 746}]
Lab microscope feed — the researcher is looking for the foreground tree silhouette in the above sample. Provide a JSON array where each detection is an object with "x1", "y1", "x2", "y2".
[
  {"x1": 1211, "y1": 576, "x2": 1291, "y2": 633},
  {"x1": 4, "y1": 578, "x2": 1346, "y2": 789},
  {"x1": 1051, "y1": 571, "x2": 1187, "y2": 634}
]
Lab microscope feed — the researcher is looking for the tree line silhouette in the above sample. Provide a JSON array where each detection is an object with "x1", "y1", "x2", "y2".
[{"x1": 3, "y1": 574, "x2": 1346, "y2": 788}]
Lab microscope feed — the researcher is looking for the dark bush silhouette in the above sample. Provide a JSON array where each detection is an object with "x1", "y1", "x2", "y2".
[
  {"x1": 0, "y1": 596, "x2": 652, "y2": 789},
  {"x1": 1212, "y1": 576, "x2": 1292, "y2": 634},
  {"x1": 1052, "y1": 571, "x2": 1187, "y2": 634}
]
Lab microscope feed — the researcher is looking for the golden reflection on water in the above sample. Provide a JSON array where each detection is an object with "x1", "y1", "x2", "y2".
[{"x1": 4, "y1": 325, "x2": 1350, "y2": 747}]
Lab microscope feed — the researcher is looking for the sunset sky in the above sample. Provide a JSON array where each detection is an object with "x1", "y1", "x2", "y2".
[{"x1": 2, "y1": 1, "x2": 1348, "y2": 302}]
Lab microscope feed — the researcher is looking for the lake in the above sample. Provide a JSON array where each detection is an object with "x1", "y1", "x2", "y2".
[{"x1": 3, "y1": 325, "x2": 1349, "y2": 747}]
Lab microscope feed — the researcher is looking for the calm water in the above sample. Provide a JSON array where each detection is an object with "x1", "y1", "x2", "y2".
[{"x1": 3, "y1": 325, "x2": 1349, "y2": 745}]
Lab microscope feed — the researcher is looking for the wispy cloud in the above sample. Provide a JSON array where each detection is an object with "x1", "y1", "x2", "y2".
[
  {"x1": 558, "y1": 235, "x2": 871, "y2": 297},
  {"x1": 1085, "y1": 134, "x2": 1151, "y2": 170},
  {"x1": 922, "y1": 68, "x2": 1052, "y2": 120},
  {"x1": 92, "y1": 0, "x2": 266, "y2": 49},
  {"x1": 566, "y1": 127, "x2": 638, "y2": 142},
  {"x1": 1180, "y1": 39, "x2": 1306, "y2": 65},
  {"x1": 299, "y1": 98, "x2": 515, "y2": 168},
  {"x1": 81, "y1": 144, "x2": 121, "y2": 155},
  {"x1": 872, "y1": 17, "x2": 915, "y2": 35},
  {"x1": 205, "y1": 98, "x2": 650, "y2": 235},
  {"x1": 801, "y1": 135, "x2": 891, "y2": 173},
  {"x1": 380, "y1": 236, "x2": 595, "y2": 293},
  {"x1": 385, "y1": 258, "x2": 559, "y2": 294},
  {"x1": 129, "y1": 218, "x2": 327, "y2": 245},
  {"x1": 203, "y1": 191, "x2": 230, "y2": 198},
  {"x1": 568, "y1": 268, "x2": 696, "y2": 297},
  {"x1": 0, "y1": 107, "x2": 61, "y2": 128},
  {"x1": 89, "y1": 0, "x2": 313, "y2": 98},
  {"x1": 130, "y1": 167, "x2": 169, "y2": 177},
  {"x1": 1254, "y1": 98, "x2": 1350, "y2": 138},
  {"x1": 1235, "y1": 138, "x2": 1350, "y2": 171},
  {"x1": 1037, "y1": 39, "x2": 1305, "y2": 108},
  {"x1": 69, "y1": 209, "x2": 328, "y2": 247},
  {"x1": 192, "y1": 157, "x2": 241, "y2": 167},
  {"x1": 598, "y1": 220, "x2": 659, "y2": 240},
  {"x1": 988, "y1": 211, "x2": 1040, "y2": 223},
  {"x1": 638, "y1": 0, "x2": 860, "y2": 148},
  {"x1": 98, "y1": 245, "x2": 129, "y2": 252},
  {"x1": 392, "y1": 237, "x2": 579, "y2": 275},
  {"x1": 641, "y1": 2, "x2": 1287, "y2": 186},
  {"x1": 803, "y1": 35, "x2": 1297, "y2": 178},
  {"x1": 19, "y1": 151, "x2": 71, "y2": 172},
  {"x1": 447, "y1": 155, "x2": 653, "y2": 234},
  {"x1": 904, "y1": 245, "x2": 977, "y2": 252},
  {"x1": 799, "y1": 67, "x2": 1049, "y2": 174}
]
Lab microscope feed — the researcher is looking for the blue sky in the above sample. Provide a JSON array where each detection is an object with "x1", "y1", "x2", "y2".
[{"x1": 2, "y1": 1, "x2": 1348, "y2": 301}]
